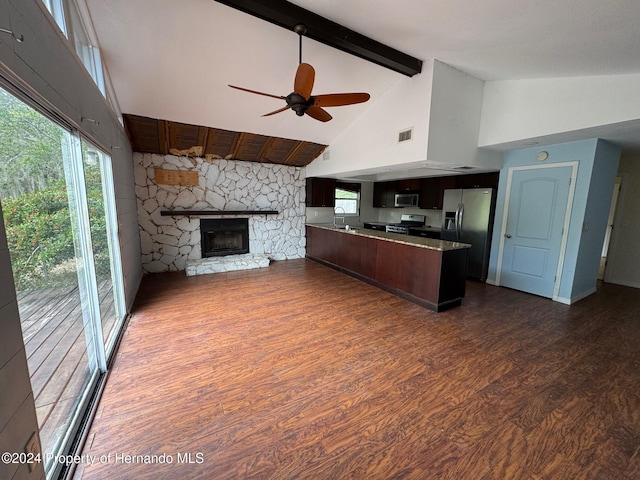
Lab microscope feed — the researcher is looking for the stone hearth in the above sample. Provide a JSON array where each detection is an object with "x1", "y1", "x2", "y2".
[{"x1": 185, "y1": 254, "x2": 270, "y2": 277}]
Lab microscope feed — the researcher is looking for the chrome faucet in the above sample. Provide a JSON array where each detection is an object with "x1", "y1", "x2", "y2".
[{"x1": 333, "y1": 206, "x2": 346, "y2": 228}]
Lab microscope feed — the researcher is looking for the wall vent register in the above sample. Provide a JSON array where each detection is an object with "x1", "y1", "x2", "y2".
[{"x1": 398, "y1": 128, "x2": 413, "y2": 143}]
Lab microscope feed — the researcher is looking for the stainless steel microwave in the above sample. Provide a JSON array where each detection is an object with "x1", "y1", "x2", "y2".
[{"x1": 394, "y1": 193, "x2": 419, "y2": 207}]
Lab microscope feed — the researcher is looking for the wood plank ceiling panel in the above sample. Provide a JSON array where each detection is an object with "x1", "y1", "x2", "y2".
[
  {"x1": 287, "y1": 141, "x2": 326, "y2": 166},
  {"x1": 259, "y1": 137, "x2": 299, "y2": 164},
  {"x1": 167, "y1": 121, "x2": 207, "y2": 151},
  {"x1": 123, "y1": 114, "x2": 163, "y2": 153},
  {"x1": 122, "y1": 114, "x2": 327, "y2": 167},
  {"x1": 204, "y1": 128, "x2": 241, "y2": 158},
  {"x1": 233, "y1": 132, "x2": 272, "y2": 162}
]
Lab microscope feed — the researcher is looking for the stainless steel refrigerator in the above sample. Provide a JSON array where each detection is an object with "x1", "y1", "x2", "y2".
[{"x1": 441, "y1": 188, "x2": 495, "y2": 281}]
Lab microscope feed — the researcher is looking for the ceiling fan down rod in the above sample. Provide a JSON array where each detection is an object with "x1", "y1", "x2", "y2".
[{"x1": 294, "y1": 24, "x2": 307, "y2": 65}]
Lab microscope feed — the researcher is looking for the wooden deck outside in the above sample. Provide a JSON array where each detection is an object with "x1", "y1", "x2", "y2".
[
  {"x1": 17, "y1": 279, "x2": 118, "y2": 457},
  {"x1": 75, "y1": 259, "x2": 640, "y2": 479}
]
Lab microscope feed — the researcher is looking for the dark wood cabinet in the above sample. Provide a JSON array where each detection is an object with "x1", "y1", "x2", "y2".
[
  {"x1": 373, "y1": 180, "x2": 397, "y2": 208},
  {"x1": 306, "y1": 177, "x2": 336, "y2": 207},
  {"x1": 396, "y1": 178, "x2": 422, "y2": 192},
  {"x1": 419, "y1": 176, "x2": 457, "y2": 209},
  {"x1": 455, "y1": 172, "x2": 499, "y2": 189},
  {"x1": 363, "y1": 222, "x2": 387, "y2": 232},
  {"x1": 306, "y1": 225, "x2": 469, "y2": 312},
  {"x1": 372, "y1": 172, "x2": 499, "y2": 210}
]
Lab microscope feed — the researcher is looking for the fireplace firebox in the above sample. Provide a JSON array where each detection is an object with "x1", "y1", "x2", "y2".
[{"x1": 200, "y1": 218, "x2": 249, "y2": 257}]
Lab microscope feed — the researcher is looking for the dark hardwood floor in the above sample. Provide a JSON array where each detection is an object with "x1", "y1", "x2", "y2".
[{"x1": 75, "y1": 259, "x2": 640, "y2": 479}]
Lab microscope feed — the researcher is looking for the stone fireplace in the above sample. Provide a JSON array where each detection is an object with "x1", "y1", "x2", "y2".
[
  {"x1": 200, "y1": 218, "x2": 249, "y2": 257},
  {"x1": 135, "y1": 153, "x2": 306, "y2": 273}
]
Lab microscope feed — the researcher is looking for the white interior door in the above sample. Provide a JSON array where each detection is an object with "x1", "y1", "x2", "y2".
[{"x1": 497, "y1": 163, "x2": 577, "y2": 299}]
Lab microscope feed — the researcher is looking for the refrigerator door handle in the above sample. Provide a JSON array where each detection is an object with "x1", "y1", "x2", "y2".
[
  {"x1": 458, "y1": 203, "x2": 464, "y2": 238},
  {"x1": 453, "y1": 204, "x2": 459, "y2": 239}
]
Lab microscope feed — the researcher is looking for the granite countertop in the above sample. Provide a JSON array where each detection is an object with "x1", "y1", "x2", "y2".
[{"x1": 306, "y1": 224, "x2": 470, "y2": 252}]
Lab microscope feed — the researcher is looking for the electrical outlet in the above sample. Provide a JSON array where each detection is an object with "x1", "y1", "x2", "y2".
[{"x1": 25, "y1": 432, "x2": 41, "y2": 472}]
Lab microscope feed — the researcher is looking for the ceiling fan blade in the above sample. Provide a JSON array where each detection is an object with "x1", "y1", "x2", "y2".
[
  {"x1": 262, "y1": 105, "x2": 290, "y2": 117},
  {"x1": 314, "y1": 92, "x2": 371, "y2": 107},
  {"x1": 306, "y1": 105, "x2": 332, "y2": 122},
  {"x1": 228, "y1": 85, "x2": 284, "y2": 100},
  {"x1": 294, "y1": 63, "x2": 315, "y2": 99}
]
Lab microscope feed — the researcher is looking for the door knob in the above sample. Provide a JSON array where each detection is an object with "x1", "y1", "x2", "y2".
[{"x1": 504, "y1": 233, "x2": 512, "y2": 238}]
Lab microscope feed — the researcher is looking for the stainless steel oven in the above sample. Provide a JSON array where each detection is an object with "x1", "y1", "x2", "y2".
[{"x1": 385, "y1": 214, "x2": 425, "y2": 234}]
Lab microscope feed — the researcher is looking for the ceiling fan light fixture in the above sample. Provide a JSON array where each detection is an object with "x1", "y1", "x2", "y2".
[{"x1": 227, "y1": 24, "x2": 370, "y2": 122}]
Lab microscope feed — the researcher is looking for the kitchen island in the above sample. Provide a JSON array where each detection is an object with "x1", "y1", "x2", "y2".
[{"x1": 305, "y1": 224, "x2": 471, "y2": 312}]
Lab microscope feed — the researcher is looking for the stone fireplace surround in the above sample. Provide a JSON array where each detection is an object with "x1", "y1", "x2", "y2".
[{"x1": 134, "y1": 153, "x2": 306, "y2": 273}]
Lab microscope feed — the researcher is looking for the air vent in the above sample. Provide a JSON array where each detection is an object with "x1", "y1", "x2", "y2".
[{"x1": 398, "y1": 128, "x2": 413, "y2": 143}]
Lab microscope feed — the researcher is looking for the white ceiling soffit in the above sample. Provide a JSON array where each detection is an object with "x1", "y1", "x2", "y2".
[{"x1": 86, "y1": 0, "x2": 640, "y2": 151}]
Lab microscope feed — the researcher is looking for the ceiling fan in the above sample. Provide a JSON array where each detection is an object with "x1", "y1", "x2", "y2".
[{"x1": 228, "y1": 24, "x2": 370, "y2": 122}]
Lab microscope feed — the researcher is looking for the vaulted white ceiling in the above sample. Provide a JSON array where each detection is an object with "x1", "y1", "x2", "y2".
[{"x1": 86, "y1": 0, "x2": 640, "y2": 151}]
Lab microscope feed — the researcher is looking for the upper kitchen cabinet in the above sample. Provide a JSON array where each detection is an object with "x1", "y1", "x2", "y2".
[
  {"x1": 396, "y1": 178, "x2": 422, "y2": 192},
  {"x1": 373, "y1": 181, "x2": 397, "y2": 208},
  {"x1": 419, "y1": 176, "x2": 457, "y2": 209},
  {"x1": 306, "y1": 177, "x2": 336, "y2": 207},
  {"x1": 455, "y1": 172, "x2": 500, "y2": 189}
]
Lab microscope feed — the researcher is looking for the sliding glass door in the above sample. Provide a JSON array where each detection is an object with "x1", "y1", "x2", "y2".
[
  {"x1": 80, "y1": 139, "x2": 126, "y2": 354},
  {"x1": 0, "y1": 87, "x2": 125, "y2": 478}
]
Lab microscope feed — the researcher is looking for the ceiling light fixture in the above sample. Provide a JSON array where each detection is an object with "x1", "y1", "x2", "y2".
[{"x1": 228, "y1": 23, "x2": 370, "y2": 122}]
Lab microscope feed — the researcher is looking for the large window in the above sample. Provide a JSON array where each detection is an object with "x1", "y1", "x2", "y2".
[
  {"x1": 0, "y1": 87, "x2": 125, "y2": 479},
  {"x1": 65, "y1": 0, "x2": 105, "y2": 94},
  {"x1": 41, "y1": 0, "x2": 114, "y2": 104},
  {"x1": 42, "y1": 0, "x2": 67, "y2": 36},
  {"x1": 335, "y1": 182, "x2": 361, "y2": 216}
]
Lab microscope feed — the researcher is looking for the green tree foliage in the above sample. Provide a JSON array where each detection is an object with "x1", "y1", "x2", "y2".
[
  {"x1": 3, "y1": 179, "x2": 76, "y2": 289},
  {"x1": 0, "y1": 89, "x2": 65, "y2": 199},
  {"x1": 1, "y1": 89, "x2": 109, "y2": 290}
]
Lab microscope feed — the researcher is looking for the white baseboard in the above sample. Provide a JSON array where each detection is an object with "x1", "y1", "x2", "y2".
[{"x1": 555, "y1": 286, "x2": 597, "y2": 305}]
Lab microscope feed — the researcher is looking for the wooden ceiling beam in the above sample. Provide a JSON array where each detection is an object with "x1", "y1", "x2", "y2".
[{"x1": 214, "y1": 0, "x2": 422, "y2": 77}]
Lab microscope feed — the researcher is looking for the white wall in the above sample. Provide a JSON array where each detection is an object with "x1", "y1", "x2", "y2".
[
  {"x1": 306, "y1": 59, "x2": 501, "y2": 179},
  {"x1": 306, "y1": 60, "x2": 434, "y2": 178},
  {"x1": 479, "y1": 73, "x2": 640, "y2": 148},
  {"x1": 605, "y1": 155, "x2": 640, "y2": 288},
  {"x1": 0, "y1": 0, "x2": 140, "y2": 473},
  {"x1": 427, "y1": 61, "x2": 502, "y2": 169}
]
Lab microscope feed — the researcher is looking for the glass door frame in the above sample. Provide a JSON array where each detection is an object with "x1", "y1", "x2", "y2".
[
  {"x1": 45, "y1": 131, "x2": 126, "y2": 479},
  {"x1": 0, "y1": 71, "x2": 127, "y2": 479}
]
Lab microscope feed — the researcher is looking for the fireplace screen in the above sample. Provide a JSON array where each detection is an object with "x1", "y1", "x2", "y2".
[{"x1": 200, "y1": 218, "x2": 249, "y2": 257}]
